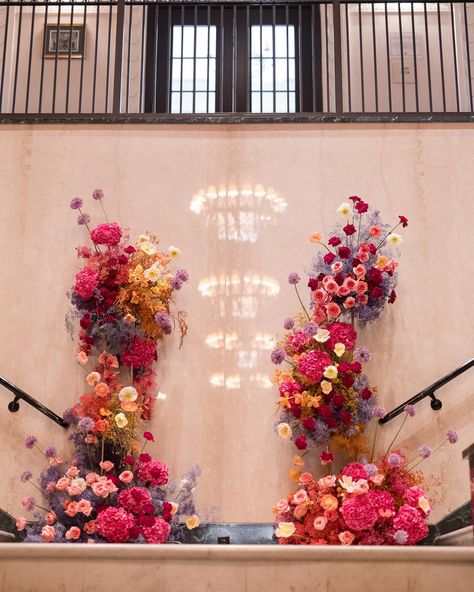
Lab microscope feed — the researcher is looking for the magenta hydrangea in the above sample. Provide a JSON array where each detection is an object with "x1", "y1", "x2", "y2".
[
  {"x1": 340, "y1": 496, "x2": 378, "y2": 531},
  {"x1": 142, "y1": 517, "x2": 171, "y2": 544},
  {"x1": 298, "y1": 350, "x2": 332, "y2": 382},
  {"x1": 118, "y1": 487, "x2": 153, "y2": 515},
  {"x1": 96, "y1": 507, "x2": 135, "y2": 543},
  {"x1": 121, "y1": 337, "x2": 157, "y2": 368},
  {"x1": 90, "y1": 223, "x2": 122, "y2": 246},
  {"x1": 393, "y1": 505, "x2": 429, "y2": 544},
  {"x1": 74, "y1": 268, "x2": 99, "y2": 300},
  {"x1": 136, "y1": 460, "x2": 170, "y2": 487}
]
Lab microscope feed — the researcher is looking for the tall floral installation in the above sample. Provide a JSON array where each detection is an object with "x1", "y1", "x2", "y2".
[
  {"x1": 271, "y1": 196, "x2": 458, "y2": 545},
  {"x1": 16, "y1": 191, "x2": 201, "y2": 544}
]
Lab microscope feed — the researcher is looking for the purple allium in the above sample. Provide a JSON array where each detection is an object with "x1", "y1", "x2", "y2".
[
  {"x1": 175, "y1": 269, "x2": 189, "y2": 283},
  {"x1": 77, "y1": 213, "x2": 90, "y2": 226},
  {"x1": 404, "y1": 404, "x2": 416, "y2": 417},
  {"x1": 171, "y1": 278, "x2": 184, "y2": 291},
  {"x1": 394, "y1": 530, "x2": 408, "y2": 545},
  {"x1": 303, "y1": 321, "x2": 318, "y2": 337},
  {"x1": 372, "y1": 406, "x2": 386, "y2": 419},
  {"x1": 419, "y1": 445, "x2": 432, "y2": 459},
  {"x1": 43, "y1": 446, "x2": 57, "y2": 458},
  {"x1": 78, "y1": 417, "x2": 95, "y2": 432},
  {"x1": 92, "y1": 189, "x2": 104, "y2": 200},
  {"x1": 363, "y1": 463, "x2": 378, "y2": 477},
  {"x1": 283, "y1": 317, "x2": 295, "y2": 330},
  {"x1": 24, "y1": 435, "x2": 38, "y2": 449},
  {"x1": 271, "y1": 348, "x2": 285, "y2": 365},
  {"x1": 288, "y1": 272, "x2": 300, "y2": 285},
  {"x1": 446, "y1": 429, "x2": 458, "y2": 444},
  {"x1": 387, "y1": 453, "x2": 401, "y2": 467},
  {"x1": 20, "y1": 470, "x2": 33, "y2": 482},
  {"x1": 70, "y1": 197, "x2": 83, "y2": 210},
  {"x1": 21, "y1": 496, "x2": 36, "y2": 512},
  {"x1": 155, "y1": 312, "x2": 172, "y2": 335},
  {"x1": 62, "y1": 408, "x2": 78, "y2": 425},
  {"x1": 353, "y1": 347, "x2": 372, "y2": 364}
]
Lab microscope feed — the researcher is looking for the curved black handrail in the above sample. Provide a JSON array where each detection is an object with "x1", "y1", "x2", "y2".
[
  {"x1": 0, "y1": 375, "x2": 69, "y2": 428},
  {"x1": 379, "y1": 358, "x2": 474, "y2": 424}
]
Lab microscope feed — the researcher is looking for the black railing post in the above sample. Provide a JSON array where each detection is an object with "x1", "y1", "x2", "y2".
[
  {"x1": 332, "y1": 0, "x2": 343, "y2": 113},
  {"x1": 113, "y1": 0, "x2": 126, "y2": 114}
]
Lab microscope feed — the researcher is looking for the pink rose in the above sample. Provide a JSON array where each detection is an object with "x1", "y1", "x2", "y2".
[
  {"x1": 294, "y1": 504, "x2": 308, "y2": 519},
  {"x1": 353, "y1": 264, "x2": 366, "y2": 279},
  {"x1": 78, "y1": 499, "x2": 92, "y2": 517},
  {"x1": 76, "y1": 351, "x2": 88, "y2": 365},
  {"x1": 312, "y1": 288, "x2": 330, "y2": 304},
  {"x1": 276, "y1": 499, "x2": 289, "y2": 513},
  {"x1": 84, "y1": 520, "x2": 97, "y2": 535},
  {"x1": 85, "y1": 472, "x2": 99, "y2": 485},
  {"x1": 92, "y1": 482, "x2": 109, "y2": 498},
  {"x1": 293, "y1": 489, "x2": 308, "y2": 505},
  {"x1": 313, "y1": 306, "x2": 327, "y2": 324},
  {"x1": 65, "y1": 526, "x2": 81, "y2": 541},
  {"x1": 331, "y1": 262, "x2": 343, "y2": 273},
  {"x1": 356, "y1": 281, "x2": 368, "y2": 294},
  {"x1": 45, "y1": 512, "x2": 56, "y2": 526},
  {"x1": 338, "y1": 286, "x2": 350, "y2": 297},
  {"x1": 313, "y1": 516, "x2": 328, "y2": 531},
  {"x1": 317, "y1": 475, "x2": 337, "y2": 490},
  {"x1": 45, "y1": 482, "x2": 56, "y2": 495},
  {"x1": 358, "y1": 243, "x2": 370, "y2": 254},
  {"x1": 16, "y1": 517, "x2": 27, "y2": 531},
  {"x1": 55, "y1": 477, "x2": 71, "y2": 491},
  {"x1": 322, "y1": 275, "x2": 335, "y2": 288},
  {"x1": 338, "y1": 531, "x2": 355, "y2": 545},
  {"x1": 299, "y1": 472, "x2": 313, "y2": 485},
  {"x1": 370, "y1": 474, "x2": 384, "y2": 486},
  {"x1": 326, "y1": 302, "x2": 341, "y2": 318},
  {"x1": 66, "y1": 466, "x2": 80, "y2": 478},
  {"x1": 343, "y1": 277, "x2": 357, "y2": 291},
  {"x1": 105, "y1": 479, "x2": 118, "y2": 494},
  {"x1": 41, "y1": 525, "x2": 56, "y2": 542},
  {"x1": 49, "y1": 457, "x2": 64, "y2": 467},
  {"x1": 325, "y1": 280, "x2": 339, "y2": 294},
  {"x1": 99, "y1": 461, "x2": 114, "y2": 472},
  {"x1": 357, "y1": 251, "x2": 370, "y2": 263},
  {"x1": 65, "y1": 502, "x2": 79, "y2": 517},
  {"x1": 119, "y1": 470, "x2": 134, "y2": 484}
]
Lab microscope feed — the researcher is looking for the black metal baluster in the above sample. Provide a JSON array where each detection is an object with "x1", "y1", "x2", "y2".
[
  {"x1": 139, "y1": 1, "x2": 146, "y2": 113},
  {"x1": 311, "y1": 3, "x2": 316, "y2": 113},
  {"x1": 166, "y1": 5, "x2": 172, "y2": 113},
  {"x1": 192, "y1": 5, "x2": 197, "y2": 113},
  {"x1": 232, "y1": 4, "x2": 236, "y2": 112},
  {"x1": 38, "y1": 0, "x2": 48, "y2": 113},
  {"x1": 298, "y1": 3, "x2": 303, "y2": 111},
  {"x1": 437, "y1": 1, "x2": 446, "y2": 112},
  {"x1": 424, "y1": 0, "x2": 433, "y2": 112},
  {"x1": 272, "y1": 4, "x2": 276, "y2": 112},
  {"x1": 463, "y1": 1, "x2": 473, "y2": 112},
  {"x1": 79, "y1": 0, "x2": 87, "y2": 113},
  {"x1": 113, "y1": 0, "x2": 125, "y2": 114},
  {"x1": 219, "y1": 4, "x2": 224, "y2": 112},
  {"x1": 358, "y1": 2, "x2": 364, "y2": 112},
  {"x1": 0, "y1": 3, "x2": 10, "y2": 113},
  {"x1": 126, "y1": 2, "x2": 133, "y2": 113},
  {"x1": 65, "y1": 1, "x2": 75, "y2": 114},
  {"x1": 106, "y1": 2, "x2": 114, "y2": 113},
  {"x1": 246, "y1": 4, "x2": 250, "y2": 112},
  {"x1": 398, "y1": 2, "x2": 406, "y2": 112},
  {"x1": 384, "y1": 1, "x2": 392, "y2": 113},
  {"x1": 12, "y1": 0, "x2": 24, "y2": 114},
  {"x1": 324, "y1": 2, "x2": 329, "y2": 110},
  {"x1": 207, "y1": 6, "x2": 211, "y2": 113},
  {"x1": 259, "y1": 4, "x2": 262, "y2": 113},
  {"x1": 450, "y1": 1, "x2": 460, "y2": 112},
  {"x1": 180, "y1": 5, "x2": 184, "y2": 114},
  {"x1": 371, "y1": 2, "x2": 378, "y2": 112},
  {"x1": 287, "y1": 4, "x2": 290, "y2": 113},
  {"x1": 24, "y1": 0, "x2": 35, "y2": 114},
  {"x1": 92, "y1": 1, "x2": 101, "y2": 113},
  {"x1": 345, "y1": 1, "x2": 352, "y2": 113},
  {"x1": 411, "y1": 2, "x2": 419, "y2": 113}
]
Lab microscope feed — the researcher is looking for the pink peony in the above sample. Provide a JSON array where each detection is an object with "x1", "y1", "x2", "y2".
[
  {"x1": 142, "y1": 517, "x2": 171, "y2": 544},
  {"x1": 326, "y1": 323, "x2": 358, "y2": 351},
  {"x1": 136, "y1": 460, "x2": 169, "y2": 487},
  {"x1": 121, "y1": 337, "x2": 157, "y2": 369},
  {"x1": 393, "y1": 505, "x2": 429, "y2": 544},
  {"x1": 74, "y1": 268, "x2": 99, "y2": 300},
  {"x1": 118, "y1": 487, "x2": 153, "y2": 514},
  {"x1": 90, "y1": 223, "x2": 122, "y2": 246},
  {"x1": 298, "y1": 350, "x2": 332, "y2": 383},
  {"x1": 340, "y1": 496, "x2": 378, "y2": 531},
  {"x1": 96, "y1": 507, "x2": 135, "y2": 543}
]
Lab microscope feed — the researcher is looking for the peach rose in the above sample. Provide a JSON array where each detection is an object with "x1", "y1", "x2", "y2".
[
  {"x1": 104, "y1": 480, "x2": 118, "y2": 494},
  {"x1": 320, "y1": 494, "x2": 338, "y2": 512},
  {"x1": 45, "y1": 512, "x2": 56, "y2": 526},
  {"x1": 85, "y1": 435, "x2": 99, "y2": 444},
  {"x1": 16, "y1": 517, "x2": 27, "y2": 531},
  {"x1": 289, "y1": 469, "x2": 302, "y2": 483},
  {"x1": 91, "y1": 482, "x2": 108, "y2": 498},
  {"x1": 293, "y1": 455, "x2": 304, "y2": 467},
  {"x1": 338, "y1": 286, "x2": 350, "y2": 297},
  {"x1": 95, "y1": 382, "x2": 110, "y2": 397},
  {"x1": 353, "y1": 264, "x2": 366, "y2": 279},
  {"x1": 84, "y1": 520, "x2": 97, "y2": 535},
  {"x1": 55, "y1": 477, "x2": 71, "y2": 491},
  {"x1": 338, "y1": 531, "x2": 355, "y2": 545},
  {"x1": 312, "y1": 288, "x2": 329, "y2": 304},
  {"x1": 343, "y1": 297, "x2": 356, "y2": 309},
  {"x1": 299, "y1": 472, "x2": 313, "y2": 485},
  {"x1": 325, "y1": 280, "x2": 339, "y2": 294},
  {"x1": 170, "y1": 502, "x2": 179, "y2": 515},
  {"x1": 85, "y1": 472, "x2": 99, "y2": 485},
  {"x1": 67, "y1": 485, "x2": 82, "y2": 497},
  {"x1": 313, "y1": 516, "x2": 328, "y2": 531},
  {"x1": 313, "y1": 306, "x2": 327, "y2": 324},
  {"x1": 293, "y1": 489, "x2": 308, "y2": 505},
  {"x1": 370, "y1": 474, "x2": 385, "y2": 486},
  {"x1": 41, "y1": 525, "x2": 56, "y2": 542},
  {"x1": 66, "y1": 466, "x2": 80, "y2": 478},
  {"x1": 356, "y1": 281, "x2": 368, "y2": 295},
  {"x1": 186, "y1": 515, "x2": 200, "y2": 530},
  {"x1": 343, "y1": 277, "x2": 357, "y2": 291},
  {"x1": 65, "y1": 502, "x2": 79, "y2": 517},
  {"x1": 276, "y1": 499, "x2": 289, "y2": 513},
  {"x1": 98, "y1": 351, "x2": 119, "y2": 368},
  {"x1": 326, "y1": 302, "x2": 341, "y2": 319},
  {"x1": 76, "y1": 351, "x2": 88, "y2": 365},
  {"x1": 99, "y1": 461, "x2": 114, "y2": 472},
  {"x1": 357, "y1": 251, "x2": 370, "y2": 263},
  {"x1": 294, "y1": 504, "x2": 308, "y2": 519},
  {"x1": 49, "y1": 457, "x2": 64, "y2": 468},
  {"x1": 119, "y1": 470, "x2": 134, "y2": 484},
  {"x1": 65, "y1": 526, "x2": 82, "y2": 541},
  {"x1": 78, "y1": 499, "x2": 92, "y2": 517}
]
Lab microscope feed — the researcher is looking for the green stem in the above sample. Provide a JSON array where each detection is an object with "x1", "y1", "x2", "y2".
[
  {"x1": 407, "y1": 439, "x2": 447, "y2": 472},
  {"x1": 294, "y1": 285, "x2": 311, "y2": 321},
  {"x1": 385, "y1": 413, "x2": 408, "y2": 456},
  {"x1": 376, "y1": 221, "x2": 402, "y2": 251},
  {"x1": 99, "y1": 200, "x2": 109, "y2": 222},
  {"x1": 100, "y1": 437, "x2": 105, "y2": 475}
]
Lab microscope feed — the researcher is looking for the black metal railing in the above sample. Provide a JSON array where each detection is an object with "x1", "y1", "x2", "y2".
[
  {"x1": 380, "y1": 357, "x2": 474, "y2": 424},
  {"x1": 0, "y1": 375, "x2": 69, "y2": 428},
  {"x1": 0, "y1": 0, "x2": 473, "y2": 121}
]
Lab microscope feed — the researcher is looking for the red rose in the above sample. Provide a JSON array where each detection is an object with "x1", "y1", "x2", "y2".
[
  {"x1": 323, "y1": 252, "x2": 336, "y2": 265},
  {"x1": 360, "y1": 388, "x2": 372, "y2": 400},
  {"x1": 368, "y1": 268, "x2": 383, "y2": 286},
  {"x1": 80, "y1": 314, "x2": 91, "y2": 330},
  {"x1": 355, "y1": 201, "x2": 369, "y2": 213},
  {"x1": 388, "y1": 290, "x2": 397, "y2": 304},
  {"x1": 308, "y1": 278, "x2": 319, "y2": 290},
  {"x1": 352, "y1": 258, "x2": 361, "y2": 267},
  {"x1": 399, "y1": 215, "x2": 408, "y2": 228},
  {"x1": 328, "y1": 236, "x2": 342, "y2": 247},
  {"x1": 118, "y1": 255, "x2": 128, "y2": 265},
  {"x1": 320, "y1": 451, "x2": 334, "y2": 464},
  {"x1": 372, "y1": 286, "x2": 384, "y2": 298},
  {"x1": 143, "y1": 503, "x2": 155, "y2": 514},
  {"x1": 338, "y1": 246, "x2": 351, "y2": 259},
  {"x1": 302, "y1": 417, "x2": 317, "y2": 430},
  {"x1": 343, "y1": 224, "x2": 356, "y2": 236},
  {"x1": 350, "y1": 362, "x2": 362, "y2": 374},
  {"x1": 128, "y1": 526, "x2": 141, "y2": 539},
  {"x1": 294, "y1": 435, "x2": 307, "y2": 450},
  {"x1": 334, "y1": 272, "x2": 345, "y2": 285},
  {"x1": 139, "y1": 515, "x2": 155, "y2": 528}
]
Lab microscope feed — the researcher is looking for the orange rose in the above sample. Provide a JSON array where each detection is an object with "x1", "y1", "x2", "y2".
[{"x1": 320, "y1": 494, "x2": 338, "y2": 512}]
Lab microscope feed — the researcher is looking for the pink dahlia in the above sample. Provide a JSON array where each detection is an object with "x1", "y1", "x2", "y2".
[
  {"x1": 121, "y1": 337, "x2": 157, "y2": 368},
  {"x1": 340, "y1": 462, "x2": 368, "y2": 482},
  {"x1": 90, "y1": 223, "x2": 122, "y2": 246},
  {"x1": 96, "y1": 507, "x2": 135, "y2": 543},
  {"x1": 285, "y1": 332, "x2": 311, "y2": 355},
  {"x1": 298, "y1": 350, "x2": 332, "y2": 383},
  {"x1": 142, "y1": 517, "x2": 171, "y2": 544},
  {"x1": 326, "y1": 322, "x2": 358, "y2": 351},
  {"x1": 118, "y1": 487, "x2": 153, "y2": 515},
  {"x1": 340, "y1": 496, "x2": 378, "y2": 531},
  {"x1": 393, "y1": 505, "x2": 429, "y2": 544},
  {"x1": 136, "y1": 460, "x2": 169, "y2": 487},
  {"x1": 74, "y1": 268, "x2": 100, "y2": 300}
]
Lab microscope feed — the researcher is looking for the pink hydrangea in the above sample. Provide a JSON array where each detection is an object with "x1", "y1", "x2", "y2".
[
  {"x1": 326, "y1": 322, "x2": 358, "y2": 351},
  {"x1": 74, "y1": 268, "x2": 99, "y2": 300},
  {"x1": 279, "y1": 380, "x2": 302, "y2": 397},
  {"x1": 136, "y1": 461, "x2": 170, "y2": 487},
  {"x1": 90, "y1": 223, "x2": 123, "y2": 246},
  {"x1": 96, "y1": 507, "x2": 135, "y2": 543},
  {"x1": 393, "y1": 505, "x2": 429, "y2": 544},
  {"x1": 298, "y1": 350, "x2": 332, "y2": 382},
  {"x1": 366, "y1": 489, "x2": 395, "y2": 514},
  {"x1": 142, "y1": 517, "x2": 171, "y2": 544},
  {"x1": 340, "y1": 496, "x2": 378, "y2": 531},
  {"x1": 285, "y1": 332, "x2": 311, "y2": 355},
  {"x1": 403, "y1": 486, "x2": 430, "y2": 515},
  {"x1": 121, "y1": 337, "x2": 157, "y2": 368},
  {"x1": 340, "y1": 462, "x2": 368, "y2": 482},
  {"x1": 118, "y1": 487, "x2": 153, "y2": 515}
]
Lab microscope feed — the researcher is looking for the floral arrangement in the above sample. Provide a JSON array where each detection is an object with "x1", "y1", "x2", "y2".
[
  {"x1": 17, "y1": 432, "x2": 201, "y2": 544},
  {"x1": 273, "y1": 409, "x2": 458, "y2": 546}
]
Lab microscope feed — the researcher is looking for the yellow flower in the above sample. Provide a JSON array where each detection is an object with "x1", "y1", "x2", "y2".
[
  {"x1": 114, "y1": 413, "x2": 128, "y2": 428},
  {"x1": 144, "y1": 266, "x2": 160, "y2": 283},
  {"x1": 387, "y1": 233, "x2": 403, "y2": 246},
  {"x1": 186, "y1": 515, "x2": 200, "y2": 530},
  {"x1": 309, "y1": 232, "x2": 321, "y2": 244},
  {"x1": 277, "y1": 423, "x2": 293, "y2": 439},
  {"x1": 140, "y1": 241, "x2": 157, "y2": 255},
  {"x1": 275, "y1": 522, "x2": 296, "y2": 538},
  {"x1": 315, "y1": 329, "x2": 330, "y2": 343},
  {"x1": 375, "y1": 255, "x2": 390, "y2": 270},
  {"x1": 334, "y1": 343, "x2": 345, "y2": 357},
  {"x1": 337, "y1": 202, "x2": 352, "y2": 217},
  {"x1": 293, "y1": 455, "x2": 304, "y2": 467},
  {"x1": 168, "y1": 245, "x2": 181, "y2": 258},
  {"x1": 324, "y1": 365, "x2": 338, "y2": 380},
  {"x1": 321, "y1": 380, "x2": 333, "y2": 394}
]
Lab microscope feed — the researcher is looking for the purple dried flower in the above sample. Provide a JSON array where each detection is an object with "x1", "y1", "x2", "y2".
[
  {"x1": 394, "y1": 530, "x2": 408, "y2": 545},
  {"x1": 78, "y1": 417, "x2": 95, "y2": 432},
  {"x1": 63, "y1": 408, "x2": 78, "y2": 425},
  {"x1": 77, "y1": 213, "x2": 90, "y2": 226},
  {"x1": 20, "y1": 470, "x2": 33, "y2": 482},
  {"x1": 303, "y1": 322, "x2": 318, "y2": 337},
  {"x1": 171, "y1": 278, "x2": 184, "y2": 291},
  {"x1": 372, "y1": 406, "x2": 386, "y2": 419},
  {"x1": 21, "y1": 496, "x2": 36, "y2": 512},
  {"x1": 70, "y1": 197, "x2": 83, "y2": 210},
  {"x1": 155, "y1": 312, "x2": 172, "y2": 335},
  {"x1": 446, "y1": 429, "x2": 458, "y2": 444},
  {"x1": 363, "y1": 463, "x2": 378, "y2": 477},
  {"x1": 283, "y1": 318, "x2": 295, "y2": 330},
  {"x1": 387, "y1": 453, "x2": 401, "y2": 467},
  {"x1": 353, "y1": 347, "x2": 372, "y2": 364},
  {"x1": 404, "y1": 404, "x2": 416, "y2": 417},
  {"x1": 288, "y1": 272, "x2": 300, "y2": 285},
  {"x1": 43, "y1": 446, "x2": 57, "y2": 458},
  {"x1": 24, "y1": 436, "x2": 37, "y2": 449},
  {"x1": 271, "y1": 349, "x2": 285, "y2": 365},
  {"x1": 418, "y1": 445, "x2": 432, "y2": 459},
  {"x1": 175, "y1": 269, "x2": 189, "y2": 283},
  {"x1": 92, "y1": 189, "x2": 104, "y2": 200}
]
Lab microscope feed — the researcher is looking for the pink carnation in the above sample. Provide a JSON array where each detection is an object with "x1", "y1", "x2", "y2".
[
  {"x1": 118, "y1": 487, "x2": 153, "y2": 515},
  {"x1": 136, "y1": 461, "x2": 170, "y2": 487},
  {"x1": 285, "y1": 332, "x2": 311, "y2": 355},
  {"x1": 298, "y1": 350, "x2": 332, "y2": 383},
  {"x1": 96, "y1": 507, "x2": 135, "y2": 543},
  {"x1": 142, "y1": 517, "x2": 171, "y2": 544},
  {"x1": 90, "y1": 223, "x2": 122, "y2": 246},
  {"x1": 340, "y1": 462, "x2": 368, "y2": 482},
  {"x1": 340, "y1": 496, "x2": 378, "y2": 531},
  {"x1": 121, "y1": 337, "x2": 157, "y2": 369},
  {"x1": 74, "y1": 268, "x2": 99, "y2": 300},
  {"x1": 393, "y1": 505, "x2": 429, "y2": 544},
  {"x1": 325, "y1": 322, "x2": 358, "y2": 351}
]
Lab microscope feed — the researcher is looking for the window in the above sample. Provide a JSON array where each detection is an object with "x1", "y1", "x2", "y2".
[{"x1": 145, "y1": 4, "x2": 322, "y2": 114}]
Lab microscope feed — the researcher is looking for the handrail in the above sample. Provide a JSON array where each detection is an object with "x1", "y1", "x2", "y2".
[
  {"x1": 379, "y1": 358, "x2": 474, "y2": 424},
  {"x1": 0, "y1": 375, "x2": 69, "y2": 428}
]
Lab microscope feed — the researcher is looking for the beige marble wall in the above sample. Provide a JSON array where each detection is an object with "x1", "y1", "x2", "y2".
[{"x1": 0, "y1": 123, "x2": 473, "y2": 524}]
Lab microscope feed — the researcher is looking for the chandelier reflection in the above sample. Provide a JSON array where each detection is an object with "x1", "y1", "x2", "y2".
[
  {"x1": 209, "y1": 372, "x2": 273, "y2": 390},
  {"x1": 190, "y1": 184, "x2": 287, "y2": 243}
]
